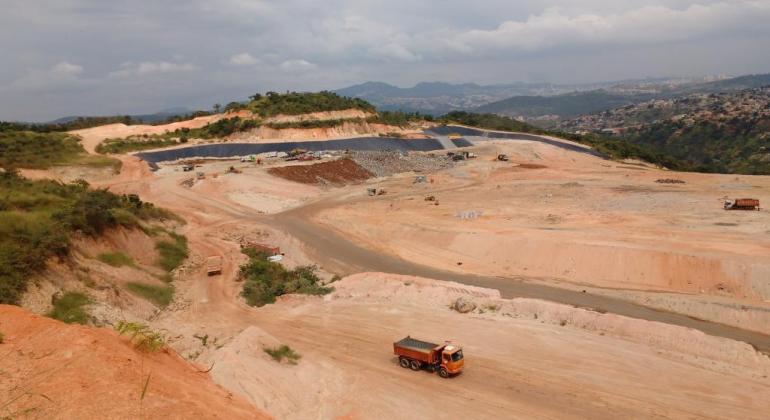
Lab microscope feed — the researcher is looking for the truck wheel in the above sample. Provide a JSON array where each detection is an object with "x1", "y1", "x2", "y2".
[
  {"x1": 399, "y1": 358, "x2": 410, "y2": 368},
  {"x1": 438, "y1": 368, "x2": 449, "y2": 378},
  {"x1": 409, "y1": 360, "x2": 421, "y2": 371}
]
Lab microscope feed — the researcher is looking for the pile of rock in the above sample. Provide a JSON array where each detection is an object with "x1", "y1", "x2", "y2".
[
  {"x1": 452, "y1": 297, "x2": 477, "y2": 314},
  {"x1": 350, "y1": 151, "x2": 454, "y2": 177}
]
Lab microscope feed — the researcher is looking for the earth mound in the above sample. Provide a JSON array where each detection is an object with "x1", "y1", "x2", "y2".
[
  {"x1": 0, "y1": 305, "x2": 267, "y2": 419},
  {"x1": 267, "y1": 158, "x2": 373, "y2": 185}
]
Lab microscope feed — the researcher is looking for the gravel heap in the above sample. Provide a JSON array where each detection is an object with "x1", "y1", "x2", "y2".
[{"x1": 350, "y1": 151, "x2": 454, "y2": 177}]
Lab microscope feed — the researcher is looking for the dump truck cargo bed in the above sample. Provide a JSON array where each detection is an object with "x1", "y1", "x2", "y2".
[
  {"x1": 206, "y1": 256, "x2": 223, "y2": 276},
  {"x1": 394, "y1": 337, "x2": 440, "y2": 353},
  {"x1": 393, "y1": 336, "x2": 443, "y2": 364}
]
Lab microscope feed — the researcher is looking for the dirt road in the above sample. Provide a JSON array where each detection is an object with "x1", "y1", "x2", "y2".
[
  {"x1": 93, "y1": 154, "x2": 770, "y2": 418},
  {"x1": 107, "y1": 155, "x2": 770, "y2": 353},
  {"x1": 271, "y1": 193, "x2": 770, "y2": 354}
]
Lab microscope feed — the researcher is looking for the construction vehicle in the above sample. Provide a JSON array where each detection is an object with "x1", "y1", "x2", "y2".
[
  {"x1": 724, "y1": 198, "x2": 760, "y2": 211},
  {"x1": 205, "y1": 256, "x2": 223, "y2": 276},
  {"x1": 226, "y1": 166, "x2": 242, "y2": 174},
  {"x1": 367, "y1": 188, "x2": 386, "y2": 196},
  {"x1": 497, "y1": 154, "x2": 509, "y2": 162},
  {"x1": 182, "y1": 164, "x2": 194, "y2": 172},
  {"x1": 240, "y1": 155, "x2": 257, "y2": 163},
  {"x1": 393, "y1": 336, "x2": 464, "y2": 378},
  {"x1": 289, "y1": 148, "x2": 308, "y2": 157}
]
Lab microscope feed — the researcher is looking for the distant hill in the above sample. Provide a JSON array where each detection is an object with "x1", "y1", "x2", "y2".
[
  {"x1": 470, "y1": 73, "x2": 770, "y2": 126},
  {"x1": 559, "y1": 86, "x2": 770, "y2": 174},
  {"x1": 675, "y1": 74, "x2": 770, "y2": 95},
  {"x1": 475, "y1": 91, "x2": 651, "y2": 120},
  {"x1": 335, "y1": 81, "x2": 620, "y2": 115},
  {"x1": 47, "y1": 107, "x2": 195, "y2": 125}
]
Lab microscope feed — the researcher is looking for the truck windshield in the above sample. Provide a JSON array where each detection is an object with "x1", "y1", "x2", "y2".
[{"x1": 451, "y1": 350, "x2": 463, "y2": 362}]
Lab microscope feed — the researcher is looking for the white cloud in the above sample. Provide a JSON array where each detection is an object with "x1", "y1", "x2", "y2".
[
  {"x1": 51, "y1": 61, "x2": 84, "y2": 76},
  {"x1": 279, "y1": 59, "x2": 318, "y2": 72},
  {"x1": 3, "y1": 61, "x2": 87, "y2": 92},
  {"x1": 109, "y1": 61, "x2": 198, "y2": 78},
  {"x1": 443, "y1": 2, "x2": 770, "y2": 56},
  {"x1": 368, "y1": 43, "x2": 421, "y2": 62},
  {"x1": 4, "y1": 0, "x2": 770, "y2": 121},
  {"x1": 229, "y1": 52, "x2": 260, "y2": 66}
]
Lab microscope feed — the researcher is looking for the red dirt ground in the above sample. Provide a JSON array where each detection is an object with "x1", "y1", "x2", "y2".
[
  {"x1": 0, "y1": 305, "x2": 268, "y2": 419},
  {"x1": 267, "y1": 158, "x2": 373, "y2": 185}
]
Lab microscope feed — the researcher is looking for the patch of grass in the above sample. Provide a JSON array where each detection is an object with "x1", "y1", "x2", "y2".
[
  {"x1": 68, "y1": 153, "x2": 122, "y2": 171},
  {"x1": 155, "y1": 232, "x2": 188, "y2": 272},
  {"x1": 240, "y1": 249, "x2": 333, "y2": 307},
  {"x1": 0, "y1": 130, "x2": 121, "y2": 170},
  {"x1": 96, "y1": 136, "x2": 181, "y2": 154},
  {"x1": 194, "y1": 334, "x2": 209, "y2": 347},
  {"x1": 126, "y1": 282, "x2": 174, "y2": 307},
  {"x1": 47, "y1": 291, "x2": 91, "y2": 324},
  {"x1": 263, "y1": 344, "x2": 301, "y2": 364},
  {"x1": 0, "y1": 173, "x2": 184, "y2": 304},
  {"x1": 115, "y1": 321, "x2": 165, "y2": 352},
  {"x1": 97, "y1": 251, "x2": 134, "y2": 267}
]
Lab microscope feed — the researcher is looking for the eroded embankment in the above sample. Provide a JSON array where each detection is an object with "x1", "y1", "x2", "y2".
[{"x1": 0, "y1": 305, "x2": 267, "y2": 419}]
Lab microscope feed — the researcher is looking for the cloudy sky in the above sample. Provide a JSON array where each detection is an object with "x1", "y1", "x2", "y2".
[{"x1": 2, "y1": 0, "x2": 770, "y2": 121}]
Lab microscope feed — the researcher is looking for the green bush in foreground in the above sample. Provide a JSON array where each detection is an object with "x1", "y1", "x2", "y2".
[
  {"x1": 115, "y1": 321, "x2": 165, "y2": 352},
  {"x1": 0, "y1": 130, "x2": 119, "y2": 170},
  {"x1": 0, "y1": 171, "x2": 183, "y2": 305},
  {"x1": 263, "y1": 344, "x2": 301, "y2": 364},
  {"x1": 240, "y1": 249, "x2": 332, "y2": 307},
  {"x1": 126, "y1": 282, "x2": 174, "y2": 307},
  {"x1": 48, "y1": 291, "x2": 91, "y2": 324}
]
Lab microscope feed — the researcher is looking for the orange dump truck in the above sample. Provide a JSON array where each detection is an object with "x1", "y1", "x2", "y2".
[
  {"x1": 206, "y1": 256, "x2": 223, "y2": 276},
  {"x1": 393, "y1": 336, "x2": 464, "y2": 378},
  {"x1": 724, "y1": 198, "x2": 760, "y2": 210}
]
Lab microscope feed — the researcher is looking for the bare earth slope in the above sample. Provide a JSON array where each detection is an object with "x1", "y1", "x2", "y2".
[
  {"x1": 70, "y1": 114, "x2": 226, "y2": 153},
  {"x1": 0, "y1": 305, "x2": 268, "y2": 419},
  {"x1": 34, "y1": 125, "x2": 770, "y2": 418},
  {"x1": 207, "y1": 274, "x2": 770, "y2": 419}
]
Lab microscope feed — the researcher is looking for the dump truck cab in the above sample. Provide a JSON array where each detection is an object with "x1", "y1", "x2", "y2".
[{"x1": 440, "y1": 345, "x2": 465, "y2": 375}]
